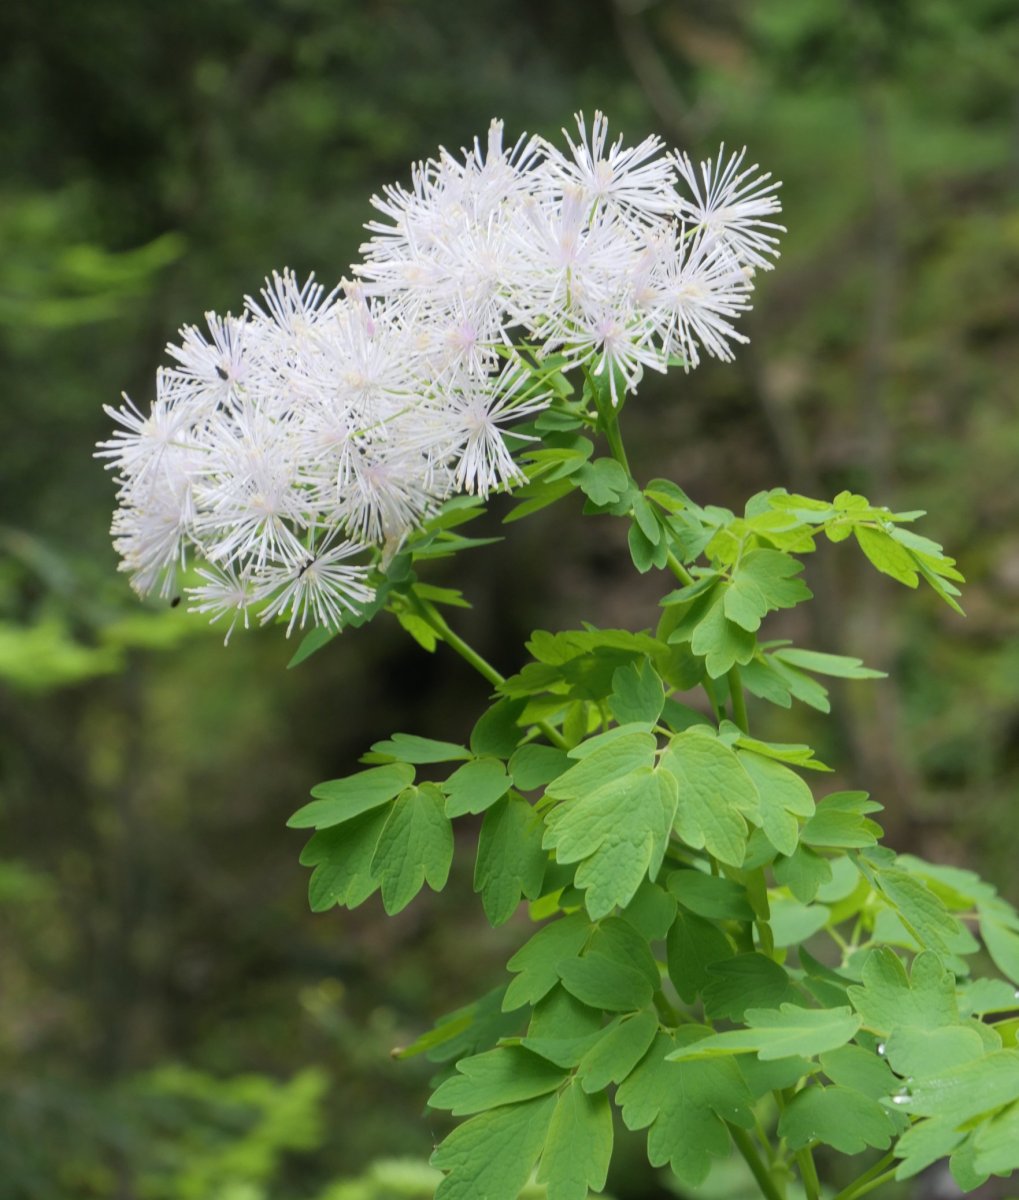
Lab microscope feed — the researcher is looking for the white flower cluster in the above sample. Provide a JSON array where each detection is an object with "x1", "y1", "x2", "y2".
[{"x1": 99, "y1": 114, "x2": 782, "y2": 640}]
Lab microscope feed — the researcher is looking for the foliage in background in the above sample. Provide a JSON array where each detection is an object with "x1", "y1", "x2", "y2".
[{"x1": 1, "y1": 1, "x2": 1018, "y2": 1196}]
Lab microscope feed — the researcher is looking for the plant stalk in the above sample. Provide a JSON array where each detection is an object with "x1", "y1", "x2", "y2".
[
  {"x1": 831, "y1": 1152, "x2": 897, "y2": 1200},
  {"x1": 729, "y1": 1125, "x2": 786, "y2": 1200},
  {"x1": 408, "y1": 592, "x2": 571, "y2": 751}
]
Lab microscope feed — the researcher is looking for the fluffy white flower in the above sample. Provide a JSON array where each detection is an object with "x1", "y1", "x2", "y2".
[
  {"x1": 673, "y1": 145, "x2": 784, "y2": 270},
  {"x1": 101, "y1": 115, "x2": 782, "y2": 636}
]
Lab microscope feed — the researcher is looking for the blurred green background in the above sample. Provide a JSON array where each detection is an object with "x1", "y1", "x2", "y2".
[{"x1": 2, "y1": 1, "x2": 1018, "y2": 1196}]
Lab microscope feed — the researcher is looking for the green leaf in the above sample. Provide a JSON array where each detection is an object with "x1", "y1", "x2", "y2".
[
  {"x1": 289, "y1": 762, "x2": 416, "y2": 829},
  {"x1": 628, "y1": 521, "x2": 668, "y2": 573},
  {"x1": 898, "y1": 1049, "x2": 1019, "y2": 1121},
  {"x1": 661, "y1": 733, "x2": 756, "y2": 867},
  {"x1": 958, "y1": 977, "x2": 1019, "y2": 1017},
  {"x1": 768, "y1": 895, "x2": 830, "y2": 948},
  {"x1": 300, "y1": 807, "x2": 389, "y2": 911},
  {"x1": 443, "y1": 757, "x2": 512, "y2": 817},
  {"x1": 667, "y1": 1004, "x2": 861, "y2": 1062},
  {"x1": 801, "y1": 791, "x2": 882, "y2": 849},
  {"x1": 577, "y1": 1010, "x2": 659, "y2": 1093},
  {"x1": 370, "y1": 732, "x2": 471, "y2": 763},
  {"x1": 885, "y1": 1026, "x2": 986, "y2": 1080},
  {"x1": 973, "y1": 1101, "x2": 1019, "y2": 1176},
  {"x1": 772, "y1": 647, "x2": 885, "y2": 680},
  {"x1": 544, "y1": 757, "x2": 677, "y2": 918},
  {"x1": 575, "y1": 457, "x2": 630, "y2": 505},
  {"x1": 536, "y1": 1079, "x2": 613, "y2": 1200},
  {"x1": 429, "y1": 1047, "x2": 565, "y2": 1115},
  {"x1": 508, "y1": 744, "x2": 571, "y2": 791},
  {"x1": 869, "y1": 864, "x2": 976, "y2": 957},
  {"x1": 847, "y1": 948, "x2": 959, "y2": 1035},
  {"x1": 737, "y1": 750, "x2": 814, "y2": 857},
  {"x1": 527, "y1": 984, "x2": 604, "y2": 1041},
  {"x1": 431, "y1": 1093, "x2": 556, "y2": 1200},
  {"x1": 854, "y1": 525, "x2": 919, "y2": 586},
  {"x1": 688, "y1": 595, "x2": 757, "y2": 679},
  {"x1": 820, "y1": 1045, "x2": 900, "y2": 1100},
  {"x1": 589, "y1": 917, "x2": 660, "y2": 987},
  {"x1": 667, "y1": 909, "x2": 734, "y2": 1004},
  {"x1": 395, "y1": 986, "x2": 520, "y2": 1063},
  {"x1": 668, "y1": 870, "x2": 754, "y2": 920},
  {"x1": 546, "y1": 731, "x2": 656, "y2": 798},
  {"x1": 617, "y1": 1030, "x2": 755, "y2": 1186},
  {"x1": 778, "y1": 1085, "x2": 895, "y2": 1154},
  {"x1": 724, "y1": 550, "x2": 811, "y2": 631},
  {"x1": 370, "y1": 784, "x2": 454, "y2": 914},
  {"x1": 504, "y1": 914, "x2": 592, "y2": 1011},
  {"x1": 557, "y1": 952, "x2": 654, "y2": 1013},
  {"x1": 474, "y1": 794, "x2": 547, "y2": 926},
  {"x1": 608, "y1": 660, "x2": 665, "y2": 725},
  {"x1": 287, "y1": 625, "x2": 338, "y2": 669},
  {"x1": 980, "y1": 912, "x2": 1019, "y2": 984},
  {"x1": 504, "y1": 476, "x2": 577, "y2": 523},
  {"x1": 632, "y1": 493, "x2": 661, "y2": 543},
  {"x1": 702, "y1": 954, "x2": 796, "y2": 1022},
  {"x1": 470, "y1": 697, "x2": 526, "y2": 759},
  {"x1": 894, "y1": 1115, "x2": 966, "y2": 1179},
  {"x1": 621, "y1": 879, "x2": 678, "y2": 940},
  {"x1": 774, "y1": 846, "x2": 833, "y2": 904},
  {"x1": 394, "y1": 607, "x2": 438, "y2": 650}
]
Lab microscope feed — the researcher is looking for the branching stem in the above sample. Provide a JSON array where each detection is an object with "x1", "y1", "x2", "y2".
[{"x1": 408, "y1": 592, "x2": 571, "y2": 751}]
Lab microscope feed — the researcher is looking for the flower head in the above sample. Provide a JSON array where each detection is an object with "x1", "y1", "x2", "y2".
[{"x1": 100, "y1": 115, "x2": 781, "y2": 636}]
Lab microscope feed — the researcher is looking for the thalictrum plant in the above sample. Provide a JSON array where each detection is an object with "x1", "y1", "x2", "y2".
[{"x1": 101, "y1": 114, "x2": 1019, "y2": 1199}]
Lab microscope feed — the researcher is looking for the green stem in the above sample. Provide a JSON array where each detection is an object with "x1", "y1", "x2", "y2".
[
  {"x1": 836, "y1": 1166, "x2": 899, "y2": 1200},
  {"x1": 831, "y1": 1153, "x2": 896, "y2": 1200},
  {"x1": 601, "y1": 404, "x2": 631, "y2": 474},
  {"x1": 666, "y1": 550, "x2": 695, "y2": 586},
  {"x1": 410, "y1": 594, "x2": 505, "y2": 688},
  {"x1": 408, "y1": 593, "x2": 571, "y2": 751},
  {"x1": 745, "y1": 867, "x2": 775, "y2": 957},
  {"x1": 728, "y1": 664, "x2": 750, "y2": 734},
  {"x1": 729, "y1": 1125, "x2": 785, "y2": 1200},
  {"x1": 796, "y1": 1147, "x2": 821, "y2": 1200}
]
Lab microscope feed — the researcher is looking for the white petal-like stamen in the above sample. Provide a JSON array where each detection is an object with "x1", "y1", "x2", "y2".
[{"x1": 100, "y1": 116, "x2": 781, "y2": 636}]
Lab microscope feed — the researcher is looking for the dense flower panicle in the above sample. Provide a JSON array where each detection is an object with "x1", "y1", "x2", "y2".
[{"x1": 100, "y1": 113, "x2": 782, "y2": 638}]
